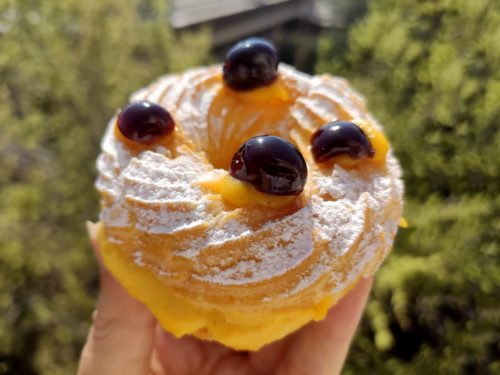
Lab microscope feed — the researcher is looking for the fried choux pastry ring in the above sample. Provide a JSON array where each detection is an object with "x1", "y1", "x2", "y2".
[{"x1": 95, "y1": 38, "x2": 404, "y2": 350}]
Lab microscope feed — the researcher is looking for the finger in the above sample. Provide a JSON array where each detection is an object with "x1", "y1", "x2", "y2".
[
  {"x1": 78, "y1": 222, "x2": 156, "y2": 375},
  {"x1": 152, "y1": 324, "x2": 232, "y2": 375},
  {"x1": 278, "y1": 277, "x2": 373, "y2": 375}
]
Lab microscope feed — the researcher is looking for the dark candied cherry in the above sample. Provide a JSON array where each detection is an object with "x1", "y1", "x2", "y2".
[
  {"x1": 117, "y1": 101, "x2": 175, "y2": 144},
  {"x1": 223, "y1": 37, "x2": 279, "y2": 91},
  {"x1": 230, "y1": 135, "x2": 307, "y2": 195},
  {"x1": 310, "y1": 121, "x2": 375, "y2": 163}
]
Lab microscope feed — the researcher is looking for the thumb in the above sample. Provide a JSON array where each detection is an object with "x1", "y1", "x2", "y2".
[
  {"x1": 279, "y1": 277, "x2": 373, "y2": 375},
  {"x1": 78, "y1": 222, "x2": 156, "y2": 375}
]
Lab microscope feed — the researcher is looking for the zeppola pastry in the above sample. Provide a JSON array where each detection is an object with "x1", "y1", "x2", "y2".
[{"x1": 95, "y1": 38, "x2": 404, "y2": 350}]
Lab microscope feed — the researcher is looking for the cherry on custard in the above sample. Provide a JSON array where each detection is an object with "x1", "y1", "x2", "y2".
[
  {"x1": 117, "y1": 101, "x2": 175, "y2": 144},
  {"x1": 230, "y1": 135, "x2": 307, "y2": 196},
  {"x1": 311, "y1": 121, "x2": 374, "y2": 163},
  {"x1": 223, "y1": 37, "x2": 279, "y2": 91}
]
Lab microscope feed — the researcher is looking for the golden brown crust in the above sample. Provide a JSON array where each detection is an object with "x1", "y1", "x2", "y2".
[{"x1": 96, "y1": 64, "x2": 403, "y2": 321}]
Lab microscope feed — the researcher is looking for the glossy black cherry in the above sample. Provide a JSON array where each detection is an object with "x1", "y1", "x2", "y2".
[
  {"x1": 311, "y1": 121, "x2": 374, "y2": 163},
  {"x1": 223, "y1": 37, "x2": 279, "y2": 91},
  {"x1": 117, "y1": 101, "x2": 174, "y2": 144},
  {"x1": 230, "y1": 135, "x2": 307, "y2": 195}
]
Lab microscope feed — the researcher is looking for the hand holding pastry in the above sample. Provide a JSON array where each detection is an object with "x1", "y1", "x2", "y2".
[{"x1": 78, "y1": 222, "x2": 373, "y2": 375}]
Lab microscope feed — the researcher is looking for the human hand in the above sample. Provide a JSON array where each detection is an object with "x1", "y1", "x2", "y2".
[{"x1": 78, "y1": 223, "x2": 373, "y2": 375}]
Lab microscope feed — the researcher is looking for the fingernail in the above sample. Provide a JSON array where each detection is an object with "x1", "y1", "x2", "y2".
[
  {"x1": 86, "y1": 221, "x2": 106, "y2": 272},
  {"x1": 86, "y1": 221, "x2": 97, "y2": 241}
]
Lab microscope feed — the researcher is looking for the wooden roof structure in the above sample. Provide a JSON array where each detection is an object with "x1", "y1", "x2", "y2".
[{"x1": 170, "y1": 0, "x2": 328, "y2": 46}]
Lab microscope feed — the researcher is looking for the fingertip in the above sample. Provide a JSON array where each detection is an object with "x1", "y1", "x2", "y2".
[
  {"x1": 332, "y1": 276, "x2": 373, "y2": 317},
  {"x1": 320, "y1": 276, "x2": 373, "y2": 333},
  {"x1": 86, "y1": 221, "x2": 106, "y2": 272},
  {"x1": 86, "y1": 220, "x2": 98, "y2": 246},
  {"x1": 280, "y1": 277, "x2": 374, "y2": 375}
]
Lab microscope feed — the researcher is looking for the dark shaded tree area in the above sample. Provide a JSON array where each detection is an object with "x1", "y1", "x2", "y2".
[
  {"x1": 317, "y1": 0, "x2": 500, "y2": 373},
  {"x1": 0, "y1": 1, "x2": 209, "y2": 374}
]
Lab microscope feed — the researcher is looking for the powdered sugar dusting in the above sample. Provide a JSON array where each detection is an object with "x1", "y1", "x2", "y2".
[
  {"x1": 133, "y1": 250, "x2": 145, "y2": 266},
  {"x1": 195, "y1": 205, "x2": 315, "y2": 285},
  {"x1": 96, "y1": 64, "x2": 404, "y2": 302},
  {"x1": 311, "y1": 195, "x2": 368, "y2": 256}
]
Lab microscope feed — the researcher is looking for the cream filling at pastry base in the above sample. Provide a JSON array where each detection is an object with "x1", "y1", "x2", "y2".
[{"x1": 98, "y1": 219, "x2": 380, "y2": 350}]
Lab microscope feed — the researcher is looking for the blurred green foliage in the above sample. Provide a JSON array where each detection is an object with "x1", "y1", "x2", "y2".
[
  {"x1": 1, "y1": 0, "x2": 499, "y2": 373},
  {"x1": 0, "y1": 0, "x2": 209, "y2": 373},
  {"x1": 317, "y1": 0, "x2": 500, "y2": 373}
]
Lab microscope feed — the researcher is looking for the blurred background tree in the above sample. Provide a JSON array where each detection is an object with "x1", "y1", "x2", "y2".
[
  {"x1": 0, "y1": 0, "x2": 209, "y2": 373},
  {"x1": 317, "y1": 0, "x2": 500, "y2": 373},
  {"x1": 1, "y1": 0, "x2": 499, "y2": 373}
]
